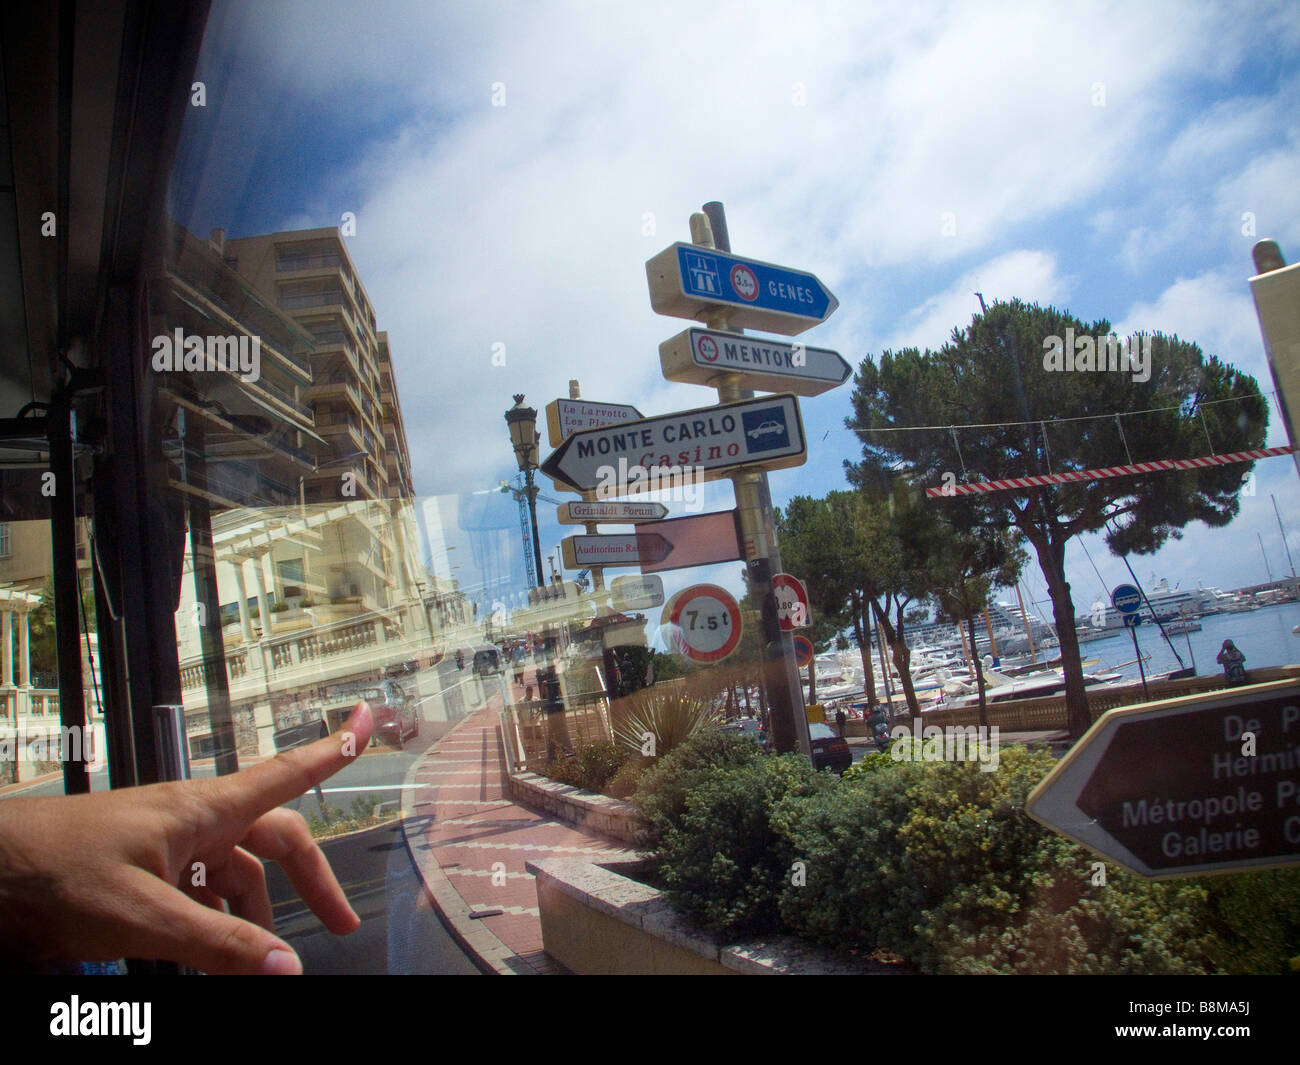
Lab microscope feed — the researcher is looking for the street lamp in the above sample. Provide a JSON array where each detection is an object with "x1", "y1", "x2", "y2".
[{"x1": 504, "y1": 394, "x2": 545, "y2": 589}]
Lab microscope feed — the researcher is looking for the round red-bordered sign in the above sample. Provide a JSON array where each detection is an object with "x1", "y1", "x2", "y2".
[
  {"x1": 792, "y1": 635, "x2": 814, "y2": 668},
  {"x1": 697, "y1": 335, "x2": 720, "y2": 362},
  {"x1": 772, "y1": 573, "x2": 810, "y2": 631},
  {"x1": 729, "y1": 264, "x2": 759, "y2": 302},
  {"x1": 661, "y1": 583, "x2": 743, "y2": 663}
]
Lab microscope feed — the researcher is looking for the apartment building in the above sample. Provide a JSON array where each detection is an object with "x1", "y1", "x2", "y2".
[{"x1": 217, "y1": 227, "x2": 413, "y2": 504}]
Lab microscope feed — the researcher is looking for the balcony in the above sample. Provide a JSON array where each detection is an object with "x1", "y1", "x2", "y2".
[
  {"x1": 279, "y1": 290, "x2": 344, "y2": 311},
  {"x1": 276, "y1": 252, "x2": 341, "y2": 272}
]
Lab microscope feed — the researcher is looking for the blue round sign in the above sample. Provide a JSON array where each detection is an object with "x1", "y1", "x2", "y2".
[{"x1": 1110, "y1": 584, "x2": 1142, "y2": 614}]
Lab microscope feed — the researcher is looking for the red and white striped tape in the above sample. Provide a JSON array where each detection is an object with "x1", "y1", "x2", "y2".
[{"x1": 926, "y1": 445, "x2": 1297, "y2": 498}]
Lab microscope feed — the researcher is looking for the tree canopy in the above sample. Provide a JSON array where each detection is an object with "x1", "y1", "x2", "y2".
[{"x1": 847, "y1": 298, "x2": 1267, "y2": 736}]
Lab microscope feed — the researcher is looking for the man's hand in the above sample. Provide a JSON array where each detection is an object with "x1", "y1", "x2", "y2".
[{"x1": 0, "y1": 702, "x2": 374, "y2": 974}]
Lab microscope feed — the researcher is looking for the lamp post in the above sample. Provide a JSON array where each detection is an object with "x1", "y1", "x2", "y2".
[{"x1": 504, "y1": 394, "x2": 545, "y2": 589}]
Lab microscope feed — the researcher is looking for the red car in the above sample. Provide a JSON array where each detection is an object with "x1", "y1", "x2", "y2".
[{"x1": 807, "y1": 722, "x2": 852, "y2": 774}]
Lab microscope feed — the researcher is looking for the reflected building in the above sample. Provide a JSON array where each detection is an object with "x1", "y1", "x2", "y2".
[{"x1": 156, "y1": 222, "x2": 475, "y2": 759}]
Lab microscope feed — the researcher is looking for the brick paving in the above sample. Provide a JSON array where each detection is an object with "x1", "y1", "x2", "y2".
[{"x1": 402, "y1": 700, "x2": 637, "y2": 974}]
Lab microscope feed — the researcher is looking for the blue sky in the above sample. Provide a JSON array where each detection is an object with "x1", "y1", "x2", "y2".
[{"x1": 170, "y1": 0, "x2": 1300, "y2": 632}]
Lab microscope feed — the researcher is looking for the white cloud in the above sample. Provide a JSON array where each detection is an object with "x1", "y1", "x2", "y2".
[
  {"x1": 882, "y1": 250, "x2": 1069, "y2": 353},
  {"x1": 186, "y1": 0, "x2": 1300, "y2": 606}
]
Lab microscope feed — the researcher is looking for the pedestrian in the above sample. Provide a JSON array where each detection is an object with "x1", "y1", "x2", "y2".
[
  {"x1": 835, "y1": 706, "x2": 847, "y2": 738},
  {"x1": 1216, "y1": 639, "x2": 1247, "y2": 686}
]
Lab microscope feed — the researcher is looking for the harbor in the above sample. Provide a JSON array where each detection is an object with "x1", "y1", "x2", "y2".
[{"x1": 805, "y1": 591, "x2": 1300, "y2": 717}]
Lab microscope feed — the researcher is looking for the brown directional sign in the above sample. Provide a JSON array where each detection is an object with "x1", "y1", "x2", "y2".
[
  {"x1": 636, "y1": 509, "x2": 743, "y2": 575},
  {"x1": 1027, "y1": 680, "x2": 1300, "y2": 878}
]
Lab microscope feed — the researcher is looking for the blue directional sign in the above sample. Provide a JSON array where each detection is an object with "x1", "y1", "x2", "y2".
[
  {"x1": 646, "y1": 242, "x2": 839, "y2": 336},
  {"x1": 1122, "y1": 613, "x2": 1142, "y2": 629},
  {"x1": 1110, "y1": 584, "x2": 1142, "y2": 614}
]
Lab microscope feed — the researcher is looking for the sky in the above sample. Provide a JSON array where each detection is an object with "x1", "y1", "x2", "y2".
[{"x1": 170, "y1": 0, "x2": 1300, "y2": 636}]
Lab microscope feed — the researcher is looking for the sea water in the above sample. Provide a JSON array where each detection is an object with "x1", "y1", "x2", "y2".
[{"x1": 1081, "y1": 601, "x2": 1300, "y2": 680}]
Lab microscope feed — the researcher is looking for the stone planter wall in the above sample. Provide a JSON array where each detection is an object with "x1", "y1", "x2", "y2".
[
  {"x1": 527, "y1": 858, "x2": 897, "y2": 975},
  {"x1": 507, "y1": 771, "x2": 639, "y2": 845}
]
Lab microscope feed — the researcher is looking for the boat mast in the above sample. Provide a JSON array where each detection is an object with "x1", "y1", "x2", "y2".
[{"x1": 1015, "y1": 582, "x2": 1037, "y2": 659}]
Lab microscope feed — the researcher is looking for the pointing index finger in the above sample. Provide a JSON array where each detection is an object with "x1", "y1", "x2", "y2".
[{"x1": 213, "y1": 702, "x2": 373, "y2": 825}]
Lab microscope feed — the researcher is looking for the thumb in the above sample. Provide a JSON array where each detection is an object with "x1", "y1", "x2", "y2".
[{"x1": 127, "y1": 870, "x2": 303, "y2": 975}]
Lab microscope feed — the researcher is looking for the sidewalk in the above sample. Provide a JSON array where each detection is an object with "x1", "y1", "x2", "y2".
[{"x1": 401, "y1": 702, "x2": 639, "y2": 975}]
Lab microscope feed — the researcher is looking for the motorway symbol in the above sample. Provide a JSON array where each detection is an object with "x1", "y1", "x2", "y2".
[
  {"x1": 1027, "y1": 680, "x2": 1300, "y2": 878},
  {"x1": 635, "y1": 509, "x2": 743, "y2": 575},
  {"x1": 646, "y1": 243, "x2": 839, "y2": 336},
  {"x1": 661, "y1": 584, "x2": 743, "y2": 664},
  {"x1": 611, "y1": 575, "x2": 664, "y2": 611},
  {"x1": 660, "y1": 328, "x2": 852, "y2": 396},
  {"x1": 792, "y1": 634, "x2": 814, "y2": 668},
  {"x1": 1110, "y1": 584, "x2": 1142, "y2": 614},
  {"x1": 562, "y1": 533, "x2": 672, "y2": 569},
  {"x1": 772, "y1": 573, "x2": 810, "y2": 631},
  {"x1": 540, "y1": 394, "x2": 806, "y2": 493},
  {"x1": 546, "y1": 398, "x2": 643, "y2": 448},
  {"x1": 557, "y1": 500, "x2": 669, "y2": 524}
]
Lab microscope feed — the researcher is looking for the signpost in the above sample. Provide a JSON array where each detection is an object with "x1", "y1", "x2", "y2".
[
  {"x1": 1111, "y1": 583, "x2": 1148, "y2": 698},
  {"x1": 659, "y1": 328, "x2": 851, "y2": 396},
  {"x1": 772, "y1": 573, "x2": 810, "y2": 631},
  {"x1": 1027, "y1": 680, "x2": 1300, "y2": 877},
  {"x1": 557, "y1": 500, "x2": 668, "y2": 524},
  {"x1": 661, "y1": 583, "x2": 743, "y2": 664},
  {"x1": 646, "y1": 242, "x2": 839, "y2": 335},
  {"x1": 545, "y1": 398, "x2": 643, "y2": 448},
  {"x1": 561, "y1": 533, "x2": 672, "y2": 569},
  {"x1": 540, "y1": 394, "x2": 807, "y2": 494}
]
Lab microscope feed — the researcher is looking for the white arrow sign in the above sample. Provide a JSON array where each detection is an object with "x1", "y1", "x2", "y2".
[
  {"x1": 540, "y1": 394, "x2": 806, "y2": 494},
  {"x1": 557, "y1": 500, "x2": 670, "y2": 524},
  {"x1": 611, "y1": 575, "x2": 664, "y2": 611},
  {"x1": 546, "y1": 398, "x2": 644, "y2": 448},
  {"x1": 660, "y1": 328, "x2": 852, "y2": 396}
]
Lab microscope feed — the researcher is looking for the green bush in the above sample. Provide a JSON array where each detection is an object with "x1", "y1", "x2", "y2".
[
  {"x1": 776, "y1": 744, "x2": 1216, "y2": 973},
  {"x1": 638, "y1": 731, "x2": 1299, "y2": 972},
  {"x1": 631, "y1": 726, "x2": 763, "y2": 851},
  {"x1": 1193, "y1": 867, "x2": 1300, "y2": 974},
  {"x1": 545, "y1": 740, "x2": 629, "y2": 793},
  {"x1": 657, "y1": 753, "x2": 834, "y2": 938},
  {"x1": 605, "y1": 757, "x2": 647, "y2": 800}
]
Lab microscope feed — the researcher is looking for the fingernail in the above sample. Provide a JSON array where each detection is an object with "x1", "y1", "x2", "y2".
[
  {"x1": 345, "y1": 701, "x2": 370, "y2": 729},
  {"x1": 261, "y1": 947, "x2": 303, "y2": 975}
]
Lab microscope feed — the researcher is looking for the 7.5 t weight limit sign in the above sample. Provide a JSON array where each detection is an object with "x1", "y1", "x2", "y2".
[{"x1": 661, "y1": 584, "x2": 742, "y2": 664}]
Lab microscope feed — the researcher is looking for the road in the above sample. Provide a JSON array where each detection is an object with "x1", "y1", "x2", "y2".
[{"x1": 265, "y1": 819, "x2": 480, "y2": 975}]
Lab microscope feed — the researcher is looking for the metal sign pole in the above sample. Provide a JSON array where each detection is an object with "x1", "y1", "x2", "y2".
[{"x1": 696, "y1": 203, "x2": 811, "y2": 760}]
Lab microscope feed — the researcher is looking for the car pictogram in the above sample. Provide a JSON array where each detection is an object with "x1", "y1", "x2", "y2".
[{"x1": 747, "y1": 419, "x2": 784, "y2": 439}]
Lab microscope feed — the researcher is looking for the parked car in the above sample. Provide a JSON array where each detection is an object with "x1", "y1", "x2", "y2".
[
  {"x1": 718, "y1": 717, "x2": 766, "y2": 745},
  {"x1": 324, "y1": 679, "x2": 418, "y2": 748},
  {"x1": 807, "y1": 721, "x2": 852, "y2": 774}
]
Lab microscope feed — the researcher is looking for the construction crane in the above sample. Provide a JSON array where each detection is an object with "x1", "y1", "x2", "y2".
[{"x1": 500, "y1": 476, "x2": 564, "y2": 588}]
